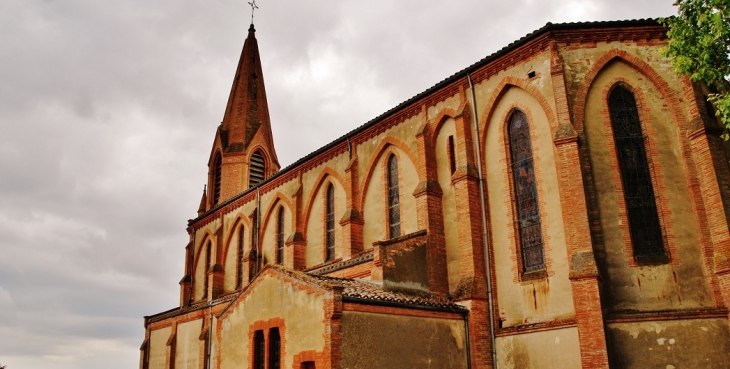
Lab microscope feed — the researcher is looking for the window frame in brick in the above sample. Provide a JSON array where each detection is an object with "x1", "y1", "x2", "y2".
[
  {"x1": 249, "y1": 150, "x2": 266, "y2": 188},
  {"x1": 236, "y1": 224, "x2": 245, "y2": 289},
  {"x1": 387, "y1": 154, "x2": 401, "y2": 238},
  {"x1": 212, "y1": 153, "x2": 222, "y2": 205},
  {"x1": 325, "y1": 183, "x2": 335, "y2": 261},
  {"x1": 268, "y1": 328, "x2": 281, "y2": 369},
  {"x1": 608, "y1": 84, "x2": 667, "y2": 263},
  {"x1": 508, "y1": 109, "x2": 546, "y2": 274},
  {"x1": 253, "y1": 330, "x2": 265, "y2": 369},
  {"x1": 276, "y1": 206, "x2": 285, "y2": 264}
]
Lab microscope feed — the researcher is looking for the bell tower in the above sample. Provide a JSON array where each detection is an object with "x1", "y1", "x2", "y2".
[{"x1": 204, "y1": 23, "x2": 280, "y2": 211}]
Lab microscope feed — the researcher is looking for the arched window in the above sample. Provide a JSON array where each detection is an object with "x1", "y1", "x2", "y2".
[
  {"x1": 325, "y1": 184, "x2": 335, "y2": 261},
  {"x1": 276, "y1": 207, "x2": 285, "y2": 264},
  {"x1": 608, "y1": 85, "x2": 665, "y2": 261},
  {"x1": 268, "y1": 328, "x2": 281, "y2": 369},
  {"x1": 236, "y1": 224, "x2": 245, "y2": 289},
  {"x1": 387, "y1": 154, "x2": 401, "y2": 238},
  {"x1": 212, "y1": 154, "x2": 222, "y2": 205},
  {"x1": 251, "y1": 208, "x2": 259, "y2": 277},
  {"x1": 203, "y1": 240, "x2": 212, "y2": 298},
  {"x1": 249, "y1": 150, "x2": 266, "y2": 188},
  {"x1": 509, "y1": 110, "x2": 545, "y2": 273}
]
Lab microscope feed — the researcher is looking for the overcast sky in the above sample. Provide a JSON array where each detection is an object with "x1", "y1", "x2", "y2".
[{"x1": 0, "y1": 1, "x2": 677, "y2": 368}]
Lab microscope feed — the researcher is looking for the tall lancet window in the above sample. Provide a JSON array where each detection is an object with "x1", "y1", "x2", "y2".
[
  {"x1": 213, "y1": 154, "x2": 222, "y2": 205},
  {"x1": 608, "y1": 85, "x2": 665, "y2": 261},
  {"x1": 509, "y1": 110, "x2": 545, "y2": 273},
  {"x1": 387, "y1": 154, "x2": 401, "y2": 238},
  {"x1": 236, "y1": 224, "x2": 244, "y2": 289},
  {"x1": 276, "y1": 207, "x2": 285, "y2": 264},
  {"x1": 249, "y1": 150, "x2": 266, "y2": 188},
  {"x1": 268, "y1": 328, "x2": 281, "y2": 369},
  {"x1": 203, "y1": 240, "x2": 212, "y2": 298},
  {"x1": 325, "y1": 183, "x2": 335, "y2": 261}
]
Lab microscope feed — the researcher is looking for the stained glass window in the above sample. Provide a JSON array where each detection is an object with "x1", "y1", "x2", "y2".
[
  {"x1": 326, "y1": 184, "x2": 335, "y2": 261},
  {"x1": 387, "y1": 155, "x2": 401, "y2": 238},
  {"x1": 509, "y1": 110, "x2": 545, "y2": 272},
  {"x1": 608, "y1": 85, "x2": 665, "y2": 260},
  {"x1": 276, "y1": 207, "x2": 285, "y2": 264}
]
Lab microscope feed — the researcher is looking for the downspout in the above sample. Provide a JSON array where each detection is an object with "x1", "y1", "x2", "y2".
[
  {"x1": 464, "y1": 313, "x2": 472, "y2": 369},
  {"x1": 467, "y1": 72, "x2": 497, "y2": 367},
  {"x1": 256, "y1": 188, "x2": 262, "y2": 273},
  {"x1": 207, "y1": 305, "x2": 213, "y2": 369}
]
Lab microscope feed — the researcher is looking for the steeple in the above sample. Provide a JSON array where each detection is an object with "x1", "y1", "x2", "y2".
[{"x1": 204, "y1": 24, "x2": 280, "y2": 211}]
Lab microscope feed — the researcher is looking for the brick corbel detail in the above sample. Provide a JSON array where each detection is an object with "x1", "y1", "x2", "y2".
[
  {"x1": 414, "y1": 122, "x2": 449, "y2": 295},
  {"x1": 551, "y1": 41, "x2": 609, "y2": 369},
  {"x1": 341, "y1": 157, "x2": 364, "y2": 258}
]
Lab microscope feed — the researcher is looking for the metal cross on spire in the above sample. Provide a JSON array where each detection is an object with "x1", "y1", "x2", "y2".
[{"x1": 248, "y1": 0, "x2": 259, "y2": 25}]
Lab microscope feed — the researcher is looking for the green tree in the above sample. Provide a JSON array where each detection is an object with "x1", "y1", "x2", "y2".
[{"x1": 662, "y1": 0, "x2": 730, "y2": 131}]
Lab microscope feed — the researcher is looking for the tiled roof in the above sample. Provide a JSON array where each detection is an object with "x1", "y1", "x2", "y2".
[
  {"x1": 306, "y1": 250, "x2": 374, "y2": 275},
  {"x1": 191, "y1": 19, "x2": 664, "y2": 223},
  {"x1": 146, "y1": 293, "x2": 238, "y2": 324},
  {"x1": 274, "y1": 266, "x2": 465, "y2": 310}
]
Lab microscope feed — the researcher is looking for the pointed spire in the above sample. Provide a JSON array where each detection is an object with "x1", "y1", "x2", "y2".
[
  {"x1": 198, "y1": 185, "x2": 207, "y2": 216},
  {"x1": 220, "y1": 24, "x2": 278, "y2": 168}
]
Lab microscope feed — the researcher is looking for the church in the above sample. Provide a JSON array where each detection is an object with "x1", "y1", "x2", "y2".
[{"x1": 140, "y1": 18, "x2": 730, "y2": 369}]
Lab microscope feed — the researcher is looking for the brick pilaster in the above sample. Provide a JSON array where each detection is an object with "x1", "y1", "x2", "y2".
[
  {"x1": 551, "y1": 41, "x2": 609, "y2": 369},
  {"x1": 341, "y1": 157, "x2": 364, "y2": 258}
]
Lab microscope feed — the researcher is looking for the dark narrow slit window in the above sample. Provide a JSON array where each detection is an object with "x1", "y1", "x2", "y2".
[
  {"x1": 253, "y1": 330, "x2": 265, "y2": 369},
  {"x1": 276, "y1": 207, "x2": 285, "y2": 264},
  {"x1": 387, "y1": 154, "x2": 401, "y2": 238},
  {"x1": 448, "y1": 136, "x2": 457, "y2": 175},
  {"x1": 213, "y1": 154, "x2": 222, "y2": 205},
  {"x1": 325, "y1": 184, "x2": 335, "y2": 261},
  {"x1": 249, "y1": 150, "x2": 266, "y2": 188},
  {"x1": 608, "y1": 85, "x2": 666, "y2": 261},
  {"x1": 203, "y1": 240, "x2": 212, "y2": 298},
  {"x1": 251, "y1": 208, "x2": 259, "y2": 277},
  {"x1": 236, "y1": 225, "x2": 244, "y2": 289},
  {"x1": 268, "y1": 328, "x2": 281, "y2": 369},
  {"x1": 509, "y1": 110, "x2": 545, "y2": 273}
]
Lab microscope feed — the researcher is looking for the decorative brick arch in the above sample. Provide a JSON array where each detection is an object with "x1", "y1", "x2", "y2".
[
  {"x1": 479, "y1": 76, "x2": 559, "y2": 147},
  {"x1": 301, "y1": 168, "x2": 347, "y2": 240},
  {"x1": 193, "y1": 230, "x2": 216, "y2": 274},
  {"x1": 359, "y1": 137, "x2": 419, "y2": 212},
  {"x1": 427, "y1": 104, "x2": 466, "y2": 149},
  {"x1": 572, "y1": 49, "x2": 686, "y2": 132},
  {"x1": 260, "y1": 192, "x2": 294, "y2": 246}
]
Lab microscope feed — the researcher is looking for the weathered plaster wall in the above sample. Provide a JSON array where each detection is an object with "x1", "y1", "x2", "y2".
[
  {"x1": 582, "y1": 59, "x2": 713, "y2": 312},
  {"x1": 148, "y1": 326, "x2": 171, "y2": 369},
  {"x1": 606, "y1": 318, "x2": 730, "y2": 368},
  {"x1": 340, "y1": 310, "x2": 467, "y2": 369},
  {"x1": 218, "y1": 273, "x2": 327, "y2": 369},
  {"x1": 174, "y1": 319, "x2": 201, "y2": 369},
  {"x1": 495, "y1": 327, "x2": 581, "y2": 369},
  {"x1": 484, "y1": 85, "x2": 575, "y2": 326}
]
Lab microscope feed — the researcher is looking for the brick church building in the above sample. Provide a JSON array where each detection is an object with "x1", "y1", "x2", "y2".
[{"x1": 141, "y1": 18, "x2": 730, "y2": 368}]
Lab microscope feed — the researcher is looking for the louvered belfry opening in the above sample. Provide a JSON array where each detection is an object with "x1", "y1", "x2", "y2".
[
  {"x1": 608, "y1": 85, "x2": 666, "y2": 261},
  {"x1": 249, "y1": 150, "x2": 266, "y2": 188},
  {"x1": 213, "y1": 154, "x2": 222, "y2": 205},
  {"x1": 509, "y1": 110, "x2": 545, "y2": 273}
]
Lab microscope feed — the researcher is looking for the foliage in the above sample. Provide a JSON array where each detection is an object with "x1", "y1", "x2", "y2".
[{"x1": 661, "y1": 0, "x2": 730, "y2": 131}]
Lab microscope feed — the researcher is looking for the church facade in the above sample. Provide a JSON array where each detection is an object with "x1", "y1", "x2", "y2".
[{"x1": 141, "y1": 19, "x2": 730, "y2": 369}]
